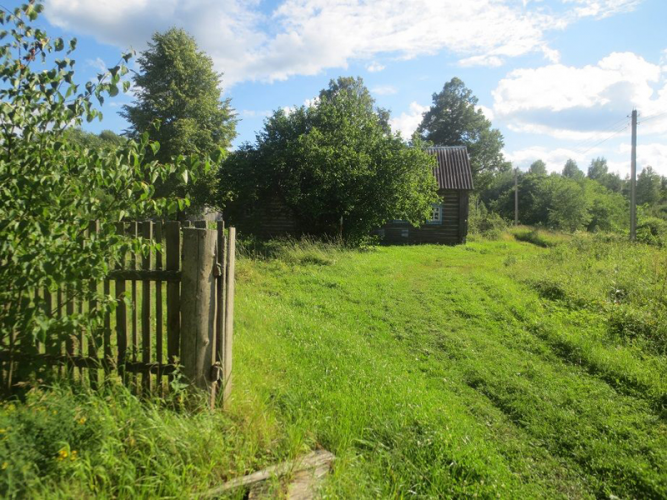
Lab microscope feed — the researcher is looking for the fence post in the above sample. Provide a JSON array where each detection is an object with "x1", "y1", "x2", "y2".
[
  {"x1": 180, "y1": 228, "x2": 217, "y2": 392},
  {"x1": 223, "y1": 227, "x2": 236, "y2": 406}
]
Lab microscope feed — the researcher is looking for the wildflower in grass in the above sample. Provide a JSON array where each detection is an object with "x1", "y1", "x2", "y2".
[
  {"x1": 57, "y1": 449, "x2": 68, "y2": 461},
  {"x1": 77, "y1": 417, "x2": 87, "y2": 425},
  {"x1": 1, "y1": 462, "x2": 7, "y2": 470},
  {"x1": 70, "y1": 450, "x2": 78, "y2": 461}
]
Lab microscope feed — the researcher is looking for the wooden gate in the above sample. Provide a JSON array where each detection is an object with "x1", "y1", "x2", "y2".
[{"x1": 0, "y1": 220, "x2": 236, "y2": 405}]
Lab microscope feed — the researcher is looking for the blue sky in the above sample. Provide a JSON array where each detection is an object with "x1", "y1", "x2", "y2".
[{"x1": 19, "y1": 0, "x2": 667, "y2": 175}]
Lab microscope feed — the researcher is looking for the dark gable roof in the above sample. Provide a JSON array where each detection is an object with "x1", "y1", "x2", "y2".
[{"x1": 427, "y1": 146, "x2": 474, "y2": 191}]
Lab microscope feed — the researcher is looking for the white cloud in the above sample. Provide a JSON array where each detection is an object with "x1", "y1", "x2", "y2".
[
  {"x1": 44, "y1": 0, "x2": 644, "y2": 87},
  {"x1": 505, "y1": 146, "x2": 594, "y2": 172},
  {"x1": 619, "y1": 141, "x2": 667, "y2": 176},
  {"x1": 86, "y1": 57, "x2": 107, "y2": 73},
  {"x1": 240, "y1": 109, "x2": 272, "y2": 118},
  {"x1": 493, "y1": 52, "x2": 667, "y2": 138},
  {"x1": 562, "y1": 0, "x2": 642, "y2": 19},
  {"x1": 389, "y1": 101, "x2": 428, "y2": 138},
  {"x1": 372, "y1": 85, "x2": 397, "y2": 96},
  {"x1": 366, "y1": 61, "x2": 385, "y2": 72},
  {"x1": 477, "y1": 105, "x2": 495, "y2": 121}
]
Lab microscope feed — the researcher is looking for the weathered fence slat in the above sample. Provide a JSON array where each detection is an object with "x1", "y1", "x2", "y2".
[
  {"x1": 155, "y1": 221, "x2": 164, "y2": 392},
  {"x1": 141, "y1": 221, "x2": 152, "y2": 392},
  {"x1": 107, "y1": 270, "x2": 181, "y2": 281},
  {"x1": 129, "y1": 222, "x2": 138, "y2": 389},
  {"x1": 88, "y1": 221, "x2": 99, "y2": 389},
  {"x1": 2, "y1": 220, "x2": 235, "y2": 403},
  {"x1": 166, "y1": 221, "x2": 181, "y2": 375},
  {"x1": 115, "y1": 222, "x2": 128, "y2": 382},
  {"x1": 66, "y1": 285, "x2": 74, "y2": 379}
]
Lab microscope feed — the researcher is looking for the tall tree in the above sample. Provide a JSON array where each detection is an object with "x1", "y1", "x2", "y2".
[
  {"x1": 562, "y1": 159, "x2": 584, "y2": 179},
  {"x1": 529, "y1": 160, "x2": 547, "y2": 175},
  {"x1": 417, "y1": 77, "x2": 509, "y2": 188},
  {"x1": 122, "y1": 28, "x2": 236, "y2": 209},
  {"x1": 587, "y1": 157, "x2": 609, "y2": 180},
  {"x1": 636, "y1": 166, "x2": 661, "y2": 206},
  {"x1": 220, "y1": 77, "x2": 438, "y2": 242}
]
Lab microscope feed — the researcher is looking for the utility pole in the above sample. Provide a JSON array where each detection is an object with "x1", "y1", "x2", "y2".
[
  {"x1": 630, "y1": 109, "x2": 637, "y2": 241},
  {"x1": 514, "y1": 167, "x2": 519, "y2": 226}
]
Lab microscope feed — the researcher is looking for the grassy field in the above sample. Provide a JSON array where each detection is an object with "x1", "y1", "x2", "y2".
[{"x1": 2, "y1": 231, "x2": 666, "y2": 498}]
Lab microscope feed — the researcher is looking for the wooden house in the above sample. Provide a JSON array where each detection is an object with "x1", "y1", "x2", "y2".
[
  {"x1": 379, "y1": 146, "x2": 474, "y2": 245},
  {"x1": 233, "y1": 146, "x2": 473, "y2": 244}
]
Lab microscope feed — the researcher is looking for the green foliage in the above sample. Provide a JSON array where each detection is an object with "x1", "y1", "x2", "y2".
[
  {"x1": 220, "y1": 77, "x2": 439, "y2": 243},
  {"x1": 0, "y1": 5, "x2": 189, "y2": 359},
  {"x1": 492, "y1": 172, "x2": 625, "y2": 232},
  {"x1": 468, "y1": 198, "x2": 507, "y2": 239},
  {"x1": 547, "y1": 177, "x2": 590, "y2": 231},
  {"x1": 636, "y1": 166, "x2": 661, "y2": 206},
  {"x1": 528, "y1": 159, "x2": 547, "y2": 175},
  {"x1": 4, "y1": 238, "x2": 667, "y2": 497},
  {"x1": 636, "y1": 214, "x2": 667, "y2": 247},
  {"x1": 588, "y1": 157, "x2": 624, "y2": 193},
  {"x1": 417, "y1": 77, "x2": 510, "y2": 188},
  {"x1": 66, "y1": 128, "x2": 125, "y2": 150},
  {"x1": 562, "y1": 158, "x2": 584, "y2": 179},
  {"x1": 122, "y1": 28, "x2": 236, "y2": 211}
]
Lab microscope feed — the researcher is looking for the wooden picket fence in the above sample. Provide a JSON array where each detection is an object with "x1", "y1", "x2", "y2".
[{"x1": 0, "y1": 220, "x2": 236, "y2": 404}]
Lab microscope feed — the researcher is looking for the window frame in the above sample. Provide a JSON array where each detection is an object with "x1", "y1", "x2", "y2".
[{"x1": 426, "y1": 203, "x2": 444, "y2": 225}]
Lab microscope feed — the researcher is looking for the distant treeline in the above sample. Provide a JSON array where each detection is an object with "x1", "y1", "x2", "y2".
[{"x1": 474, "y1": 157, "x2": 667, "y2": 244}]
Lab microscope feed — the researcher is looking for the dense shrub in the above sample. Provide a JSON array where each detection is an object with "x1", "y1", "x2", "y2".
[
  {"x1": 0, "y1": 5, "x2": 190, "y2": 367},
  {"x1": 468, "y1": 199, "x2": 507, "y2": 239},
  {"x1": 636, "y1": 216, "x2": 667, "y2": 247}
]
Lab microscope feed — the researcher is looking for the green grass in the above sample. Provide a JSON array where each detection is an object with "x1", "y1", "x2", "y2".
[{"x1": 2, "y1": 233, "x2": 666, "y2": 498}]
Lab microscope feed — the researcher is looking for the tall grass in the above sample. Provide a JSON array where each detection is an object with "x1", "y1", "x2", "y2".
[{"x1": 2, "y1": 231, "x2": 666, "y2": 498}]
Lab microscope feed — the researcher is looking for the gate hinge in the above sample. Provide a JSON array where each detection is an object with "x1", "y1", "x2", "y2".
[{"x1": 210, "y1": 362, "x2": 223, "y2": 382}]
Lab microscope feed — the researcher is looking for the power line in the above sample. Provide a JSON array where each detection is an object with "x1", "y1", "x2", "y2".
[
  {"x1": 569, "y1": 115, "x2": 629, "y2": 151},
  {"x1": 638, "y1": 111, "x2": 667, "y2": 124},
  {"x1": 577, "y1": 122, "x2": 630, "y2": 156}
]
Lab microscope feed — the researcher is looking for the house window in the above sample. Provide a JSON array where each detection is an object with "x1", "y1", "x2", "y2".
[{"x1": 427, "y1": 203, "x2": 443, "y2": 224}]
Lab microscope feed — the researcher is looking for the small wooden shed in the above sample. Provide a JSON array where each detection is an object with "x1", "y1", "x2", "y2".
[{"x1": 380, "y1": 146, "x2": 474, "y2": 245}]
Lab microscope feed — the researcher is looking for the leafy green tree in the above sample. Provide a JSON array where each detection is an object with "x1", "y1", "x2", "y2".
[
  {"x1": 529, "y1": 160, "x2": 547, "y2": 175},
  {"x1": 587, "y1": 157, "x2": 623, "y2": 193},
  {"x1": 547, "y1": 179, "x2": 590, "y2": 231},
  {"x1": 220, "y1": 77, "x2": 438, "y2": 242},
  {"x1": 122, "y1": 28, "x2": 236, "y2": 211},
  {"x1": 68, "y1": 128, "x2": 125, "y2": 150},
  {"x1": 587, "y1": 157, "x2": 609, "y2": 180},
  {"x1": 0, "y1": 5, "x2": 190, "y2": 361},
  {"x1": 562, "y1": 159, "x2": 584, "y2": 179},
  {"x1": 636, "y1": 166, "x2": 661, "y2": 206},
  {"x1": 586, "y1": 181, "x2": 627, "y2": 232},
  {"x1": 417, "y1": 77, "x2": 509, "y2": 188}
]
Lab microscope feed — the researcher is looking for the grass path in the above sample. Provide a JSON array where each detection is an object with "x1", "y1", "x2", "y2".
[{"x1": 233, "y1": 239, "x2": 666, "y2": 498}]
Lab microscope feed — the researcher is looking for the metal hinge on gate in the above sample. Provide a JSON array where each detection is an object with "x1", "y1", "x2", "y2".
[{"x1": 210, "y1": 362, "x2": 223, "y2": 382}]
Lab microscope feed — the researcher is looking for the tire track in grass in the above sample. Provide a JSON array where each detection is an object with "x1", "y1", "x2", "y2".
[{"x1": 392, "y1": 253, "x2": 667, "y2": 499}]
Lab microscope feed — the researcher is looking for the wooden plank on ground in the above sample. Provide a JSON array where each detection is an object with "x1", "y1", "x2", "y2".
[{"x1": 202, "y1": 450, "x2": 335, "y2": 499}]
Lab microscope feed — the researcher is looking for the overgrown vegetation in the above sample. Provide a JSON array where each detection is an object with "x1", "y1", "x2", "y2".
[
  {"x1": 0, "y1": 4, "x2": 192, "y2": 377},
  {"x1": 3, "y1": 234, "x2": 665, "y2": 498},
  {"x1": 219, "y1": 77, "x2": 439, "y2": 242}
]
